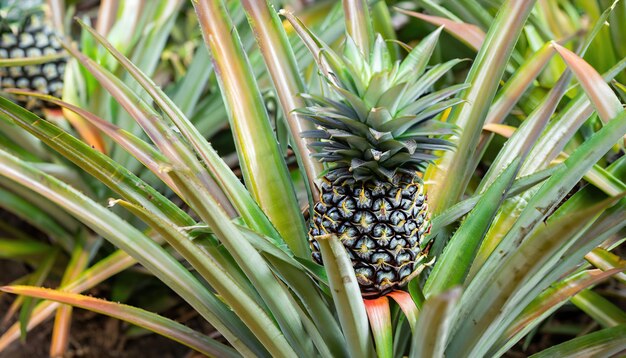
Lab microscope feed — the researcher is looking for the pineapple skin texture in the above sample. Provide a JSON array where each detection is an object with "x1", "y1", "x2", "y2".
[
  {"x1": 0, "y1": 13, "x2": 65, "y2": 111},
  {"x1": 309, "y1": 173, "x2": 431, "y2": 298}
]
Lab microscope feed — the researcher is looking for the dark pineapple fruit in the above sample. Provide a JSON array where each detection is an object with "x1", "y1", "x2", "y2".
[
  {"x1": 309, "y1": 173, "x2": 431, "y2": 298},
  {"x1": 295, "y1": 27, "x2": 465, "y2": 297},
  {"x1": 0, "y1": 1, "x2": 65, "y2": 111}
]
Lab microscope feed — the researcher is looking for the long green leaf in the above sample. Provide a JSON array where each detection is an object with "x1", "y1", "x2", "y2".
[
  {"x1": 0, "y1": 98, "x2": 194, "y2": 229},
  {"x1": 110, "y1": 199, "x2": 298, "y2": 357},
  {"x1": 241, "y1": 0, "x2": 322, "y2": 204},
  {"x1": 530, "y1": 324, "x2": 626, "y2": 358},
  {"x1": 410, "y1": 287, "x2": 461, "y2": 358},
  {"x1": 425, "y1": 158, "x2": 520, "y2": 296},
  {"x1": 1, "y1": 286, "x2": 239, "y2": 358},
  {"x1": 76, "y1": 19, "x2": 282, "y2": 245},
  {"x1": 316, "y1": 234, "x2": 373, "y2": 358},
  {"x1": 0, "y1": 148, "x2": 260, "y2": 357},
  {"x1": 477, "y1": 63, "x2": 572, "y2": 193},
  {"x1": 449, "y1": 193, "x2": 625, "y2": 357},
  {"x1": 193, "y1": 0, "x2": 308, "y2": 256},
  {"x1": 570, "y1": 289, "x2": 626, "y2": 327},
  {"x1": 490, "y1": 267, "x2": 626, "y2": 356},
  {"x1": 61, "y1": 39, "x2": 238, "y2": 217},
  {"x1": 424, "y1": 0, "x2": 537, "y2": 214},
  {"x1": 168, "y1": 171, "x2": 306, "y2": 357},
  {"x1": 0, "y1": 251, "x2": 136, "y2": 351}
]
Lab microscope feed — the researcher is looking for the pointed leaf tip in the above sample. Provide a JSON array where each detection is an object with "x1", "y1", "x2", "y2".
[
  {"x1": 552, "y1": 42, "x2": 623, "y2": 122},
  {"x1": 394, "y1": 7, "x2": 485, "y2": 51}
]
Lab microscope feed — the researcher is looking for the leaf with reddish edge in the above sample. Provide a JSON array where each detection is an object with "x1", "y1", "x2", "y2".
[
  {"x1": 19, "y1": 248, "x2": 58, "y2": 340},
  {"x1": 395, "y1": 7, "x2": 485, "y2": 51},
  {"x1": 5, "y1": 89, "x2": 179, "y2": 192},
  {"x1": 60, "y1": 107, "x2": 107, "y2": 154},
  {"x1": 388, "y1": 291, "x2": 419, "y2": 331},
  {"x1": 364, "y1": 296, "x2": 392, "y2": 358},
  {"x1": 0, "y1": 251, "x2": 136, "y2": 352},
  {"x1": 0, "y1": 286, "x2": 239, "y2": 358},
  {"x1": 482, "y1": 123, "x2": 516, "y2": 138},
  {"x1": 552, "y1": 43, "x2": 623, "y2": 123},
  {"x1": 50, "y1": 233, "x2": 91, "y2": 358}
]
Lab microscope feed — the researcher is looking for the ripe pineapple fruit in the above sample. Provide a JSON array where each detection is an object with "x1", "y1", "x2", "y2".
[
  {"x1": 301, "y1": 29, "x2": 466, "y2": 298},
  {"x1": 0, "y1": 0, "x2": 65, "y2": 111}
]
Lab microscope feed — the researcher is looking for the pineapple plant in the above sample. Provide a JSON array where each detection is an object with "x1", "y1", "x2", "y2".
[
  {"x1": 301, "y1": 31, "x2": 463, "y2": 297},
  {"x1": 0, "y1": 0, "x2": 624, "y2": 357},
  {"x1": 0, "y1": 0, "x2": 65, "y2": 111}
]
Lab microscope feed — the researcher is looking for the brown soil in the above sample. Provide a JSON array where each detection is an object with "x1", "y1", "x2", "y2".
[
  {"x1": 0, "y1": 209, "x2": 213, "y2": 358},
  {"x1": 0, "y1": 258, "x2": 207, "y2": 358}
]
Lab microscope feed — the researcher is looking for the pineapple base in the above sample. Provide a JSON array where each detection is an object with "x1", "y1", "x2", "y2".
[{"x1": 309, "y1": 173, "x2": 431, "y2": 298}]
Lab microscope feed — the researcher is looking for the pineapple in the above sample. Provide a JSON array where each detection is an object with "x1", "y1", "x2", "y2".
[
  {"x1": 302, "y1": 30, "x2": 466, "y2": 298},
  {"x1": 0, "y1": 0, "x2": 65, "y2": 111}
]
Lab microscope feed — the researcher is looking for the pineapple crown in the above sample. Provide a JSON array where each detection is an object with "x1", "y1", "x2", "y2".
[{"x1": 295, "y1": 25, "x2": 467, "y2": 184}]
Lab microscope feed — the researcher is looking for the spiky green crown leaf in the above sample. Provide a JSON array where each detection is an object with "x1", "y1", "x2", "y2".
[{"x1": 297, "y1": 27, "x2": 467, "y2": 184}]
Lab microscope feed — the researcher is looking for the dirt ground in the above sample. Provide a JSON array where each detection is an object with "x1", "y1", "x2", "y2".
[{"x1": 0, "y1": 258, "x2": 206, "y2": 358}]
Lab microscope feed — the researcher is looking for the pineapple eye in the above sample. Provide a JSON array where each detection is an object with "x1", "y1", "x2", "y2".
[
  {"x1": 325, "y1": 208, "x2": 341, "y2": 221},
  {"x1": 32, "y1": 76, "x2": 46, "y2": 91},
  {"x1": 321, "y1": 214, "x2": 338, "y2": 231},
  {"x1": 371, "y1": 252, "x2": 393, "y2": 265},
  {"x1": 10, "y1": 48, "x2": 25, "y2": 58},
  {"x1": 42, "y1": 63, "x2": 58, "y2": 77},
  {"x1": 399, "y1": 198, "x2": 413, "y2": 211},
  {"x1": 375, "y1": 270, "x2": 395, "y2": 286},
  {"x1": 389, "y1": 211, "x2": 407, "y2": 230},
  {"x1": 16, "y1": 78, "x2": 30, "y2": 88},
  {"x1": 353, "y1": 238, "x2": 376, "y2": 262},
  {"x1": 394, "y1": 251, "x2": 412, "y2": 266},
  {"x1": 338, "y1": 225, "x2": 358, "y2": 246},
  {"x1": 354, "y1": 187, "x2": 372, "y2": 208},
  {"x1": 2, "y1": 33, "x2": 17, "y2": 46},
  {"x1": 2, "y1": 78, "x2": 15, "y2": 87},
  {"x1": 338, "y1": 198, "x2": 356, "y2": 217},
  {"x1": 353, "y1": 211, "x2": 375, "y2": 230},
  {"x1": 9, "y1": 66, "x2": 23, "y2": 77},
  {"x1": 397, "y1": 265, "x2": 413, "y2": 279},
  {"x1": 26, "y1": 47, "x2": 41, "y2": 57},
  {"x1": 404, "y1": 219, "x2": 418, "y2": 233},
  {"x1": 372, "y1": 223, "x2": 391, "y2": 241},
  {"x1": 19, "y1": 33, "x2": 34, "y2": 47},
  {"x1": 389, "y1": 237, "x2": 408, "y2": 252},
  {"x1": 25, "y1": 65, "x2": 41, "y2": 76},
  {"x1": 402, "y1": 184, "x2": 418, "y2": 196},
  {"x1": 355, "y1": 265, "x2": 375, "y2": 285},
  {"x1": 406, "y1": 234, "x2": 419, "y2": 247}
]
